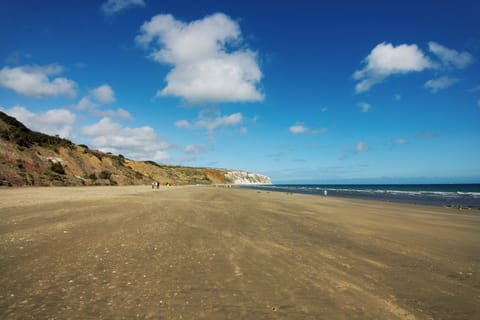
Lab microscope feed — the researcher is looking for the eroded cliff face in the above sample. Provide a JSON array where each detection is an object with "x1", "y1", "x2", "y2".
[
  {"x1": 0, "y1": 111, "x2": 272, "y2": 187},
  {"x1": 224, "y1": 170, "x2": 272, "y2": 185}
]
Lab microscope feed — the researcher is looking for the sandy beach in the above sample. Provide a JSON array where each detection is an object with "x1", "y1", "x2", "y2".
[{"x1": 1, "y1": 186, "x2": 479, "y2": 319}]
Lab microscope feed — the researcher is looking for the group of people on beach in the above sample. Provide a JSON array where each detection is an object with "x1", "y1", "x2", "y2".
[{"x1": 151, "y1": 181, "x2": 172, "y2": 189}]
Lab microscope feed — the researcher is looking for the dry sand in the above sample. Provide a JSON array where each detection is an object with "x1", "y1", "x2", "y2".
[{"x1": 1, "y1": 185, "x2": 479, "y2": 319}]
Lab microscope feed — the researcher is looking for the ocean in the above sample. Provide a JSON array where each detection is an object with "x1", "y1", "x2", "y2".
[{"x1": 244, "y1": 184, "x2": 480, "y2": 208}]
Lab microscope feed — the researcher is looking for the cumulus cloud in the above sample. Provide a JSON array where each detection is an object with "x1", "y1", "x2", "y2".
[
  {"x1": 289, "y1": 122, "x2": 327, "y2": 134},
  {"x1": 0, "y1": 105, "x2": 76, "y2": 138},
  {"x1": 81, "y1": 117, "x2": 169, "y2": 162},
  {"x1": 0, "y1": 64, "x2": 77, "y2": 98},
  {"x1": 90, "y1": 84, "x2": 115, "y2": 105},
  {"x1": 101, "y1": 0, "x2": 145, "y2": 16},
  {"x1": 74, "y1": 97, "x2": 96, "y2": 111},
  {"x1": 424, "y1": 76, "x2": 459, "y2": 93},
  {"x1": 73, "y1": 85, "x2": 131, "y2": 120},
  {"x1": 358, "y1": 102, "x2": 371, "y2": 112},
  {"x1": 353, "y1": 42, "x2": 433, "y2": 93},
  {"x1": 175, "y1": 112, "x2": 243, "y2": 132},
  {"x1": 354, "y1": 42, "x2": 475, "y2": 94},
  {"x1": 428, "y1": 42, "x2": 473, "y2": 69},
  {"x1": 136, "y1": 13, "x2": 263, "y2": 103}
]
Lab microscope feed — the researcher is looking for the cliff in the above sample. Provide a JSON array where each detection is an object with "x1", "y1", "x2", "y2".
[
  {"x1": 224, "y1": 170, "x2": 272, "y2": 185},
  {"x1": 0, "y1": 111, "x2": 272, "y2": 187}
]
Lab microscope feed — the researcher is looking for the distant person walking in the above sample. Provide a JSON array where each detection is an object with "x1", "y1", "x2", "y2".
[
  {"x1": 156, "y1": 182, "x2": 160, "y2": 189},
  {"x1": 152, "y1": 182, "x2": 155, "y2": 189},
  {"x1": 324, "y1": 190, "x2": 328, "y2": 196}
]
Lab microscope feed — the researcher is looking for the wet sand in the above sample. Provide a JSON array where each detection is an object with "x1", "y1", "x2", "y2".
[{"x1": 1, "y1": 186, "x2": 479, "y2": 319}]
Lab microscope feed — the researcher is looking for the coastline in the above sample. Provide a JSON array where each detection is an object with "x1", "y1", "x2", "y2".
[
  {"x1": 1, "y1": 186, "x2": 479, "y2": 319},
  {"x1": 242, "y1": 184, "x2": 480, "y2": 209}
]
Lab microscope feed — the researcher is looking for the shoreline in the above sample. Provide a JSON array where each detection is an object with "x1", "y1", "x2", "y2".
[
  {"x1": 1, "y1": 184, "x2": 479, "y2": 212},
  {"x1": 241, "y1": 184, "x2": 480, "y2": 210}
]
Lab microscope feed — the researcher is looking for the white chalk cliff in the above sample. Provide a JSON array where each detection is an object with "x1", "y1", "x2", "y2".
[{"x1": 224, "y1": 170, "x2": 272, "y2": 185}]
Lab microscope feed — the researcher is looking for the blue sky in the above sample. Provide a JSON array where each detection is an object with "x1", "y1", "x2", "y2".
[{"x1": 1, "y1": 0, "x2": 479, "y2": 183}]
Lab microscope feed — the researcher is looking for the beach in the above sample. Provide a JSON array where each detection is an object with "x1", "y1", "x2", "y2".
[{"x1": 1, "y1": 186, "x2": 479, "y2": 319}]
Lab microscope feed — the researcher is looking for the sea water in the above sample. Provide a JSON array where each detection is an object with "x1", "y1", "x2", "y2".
[{"x1": 245, "y1": 184, "x2": 480, "y2": 208}]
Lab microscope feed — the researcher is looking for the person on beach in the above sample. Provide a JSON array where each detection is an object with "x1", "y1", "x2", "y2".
[
  {"x1": 156, "y1": 182, "x2": 160, "y2": 189},
  {"x1": 152, "y1": 182, "x2": 155, "y2": 189},
  {"x1": 324, "y1": 190, "x2": 328, "y2": 196}
]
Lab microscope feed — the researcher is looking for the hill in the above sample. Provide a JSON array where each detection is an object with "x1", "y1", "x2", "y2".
[{"x1": 0, "y1": 111, "x2": 271, "y2": 187}]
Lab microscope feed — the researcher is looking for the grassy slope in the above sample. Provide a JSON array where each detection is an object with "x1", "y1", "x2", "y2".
[{"x1": 0, "y1": 111, "x2": 229, "y2": 187}]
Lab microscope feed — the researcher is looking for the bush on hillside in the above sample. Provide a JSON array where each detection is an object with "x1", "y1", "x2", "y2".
[
  {"x1": 50, "y1": 161, "x2": 65, "y2": 175},
  {"x1": 99, "y1": 170, "x2": 111, "y2": 179}
]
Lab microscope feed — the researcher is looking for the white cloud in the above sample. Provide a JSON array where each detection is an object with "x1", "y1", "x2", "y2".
[
  {"x1": 424, "y1": 76, "x2": 459, "y2": 93},
  {"x1": 82, "y1": 117, "x2": 119, "y2": 137},
  {"x1": 0, "y1": 65, "x2": 77, "y2": 98},
  {"x1": 289, "y1": 122, "x2": 327, "y2": 134},
  {"x1": 289, "y1": 123, "x2": 308, "y2": 134},
  {"x1": 90, "y1": 84, "x2": 115, "y2": 105},
  {"x1": 428, "y1": 42, "x2": 473, "y2": 69},
  {"x1": 174, "y1": 120, "x2": 191, "y2": 129},
  {"x1": 101, "y1": 0, "x2": 145, "y2": 16},
  {"x1": 74, "y1": 97, "x2": 96, "y2": 111},
  {"x1": 136, "y1": 13, "x2": 263, "y2": 103},
  {"x1": 91, "y1": 108, "x2": 132, "y2": 119},
  {"x1": 73, "y1": 97, "x2": 131, "y2": 119},
  {"x1": 82, "y1": 117, "x2": 169, "y2": 162},
  {"x1": 0, "y1": 105, "x2": 76, "y2": 138},
  {"x1": 175, "y1": 112, "x2": 243, "y2": 132},
  {"x1": 358, "y1": 102, "x2": 371, "y2": 112},
  {"x1": 355, "y1": 141, "x2": 368, "y2": 153},
  {"x1": 354, "y1": 42, "x2": 432, "y2": 93},
  {"x1": 73, "y1": 86, "x2": 131, "y2": 120}
]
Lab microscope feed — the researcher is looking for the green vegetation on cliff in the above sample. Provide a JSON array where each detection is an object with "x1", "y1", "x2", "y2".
[
  {"x1": 0, "y1": 111, "x2": 74, "y2": 149},
  {"x1": 0, "y1": 111, "x2": 231, "y2": 187}
]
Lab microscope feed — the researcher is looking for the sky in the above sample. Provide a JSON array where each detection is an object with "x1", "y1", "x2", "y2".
[{"x1": 1, "y1": 0, "x2": 479, "y2": 184}]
